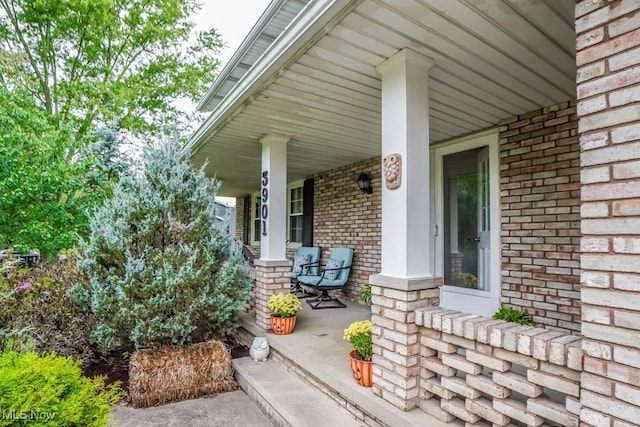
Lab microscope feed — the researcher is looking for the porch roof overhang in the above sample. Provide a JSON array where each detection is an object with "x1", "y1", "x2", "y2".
[{"x1": 186, "y1": 0, "x2": 576, "y2": 197}]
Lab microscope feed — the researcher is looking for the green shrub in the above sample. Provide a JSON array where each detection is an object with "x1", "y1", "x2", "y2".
[
  {"x1": 0, "y1": 326, "x2": 36, "y2": 353},
  {"x1": 492, "y1": 306, "x2": 533, "y2": 326},
  {"x1": 360, "y1": 284, "x2": 372, "y2": 305},
  {"x1": 0, "y1": 253, "x2": 99, "y2": 363},
  {"x1": 76, "y1": 139, "x2": 251, "y2": 351},
  {"x1": 0, "y1": 352, "x2": 124, "y2": 426}
]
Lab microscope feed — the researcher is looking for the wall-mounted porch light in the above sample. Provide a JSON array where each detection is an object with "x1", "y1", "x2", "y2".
[{"x1": 356, "y1": 173, "x2": 372, "y2": 194}]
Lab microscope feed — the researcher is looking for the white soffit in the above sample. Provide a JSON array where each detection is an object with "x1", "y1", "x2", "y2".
[{"x1": 190, "y1": 0, "x2": 576, "y2": 196}]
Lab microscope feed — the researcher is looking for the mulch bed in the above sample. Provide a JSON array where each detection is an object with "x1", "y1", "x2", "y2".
[
  {"x1": 82, "y1": 335, "x2": 249, "y2": 397},
  {"x1": 83, "y1": 350, "x2": 131, "y2": 391}
]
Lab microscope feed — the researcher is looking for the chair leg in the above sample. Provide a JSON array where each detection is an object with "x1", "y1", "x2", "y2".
[
  {"x1": 290, "y1": 281, "x2": 317, "y2": 298},
  {"x1": 306, "y1": 289, "x2": 346, "y2": 309}
]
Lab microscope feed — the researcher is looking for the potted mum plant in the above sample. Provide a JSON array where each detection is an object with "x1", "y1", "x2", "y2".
[
  {"x1": 343, "y1": 320, "x2": 373, "y2": 387},
  {"x1": 267, "y1": 292, "x2": 302, "y2": 335}
]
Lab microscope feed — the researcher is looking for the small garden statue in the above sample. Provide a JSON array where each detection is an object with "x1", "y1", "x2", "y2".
[{"x1": 250, "y1": 337, "x2": 270, "y2": 361}]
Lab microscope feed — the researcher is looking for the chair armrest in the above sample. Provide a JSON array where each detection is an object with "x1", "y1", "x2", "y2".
[
  {"x1": 320, "y1": 264, "x2": 351, "y2": 272},
  {"x1": 313, "y1": 264, "x2": 352, "y2": 284},
  {"x1": 297, "y1": 260, "x2": 320, "y2": 276}
]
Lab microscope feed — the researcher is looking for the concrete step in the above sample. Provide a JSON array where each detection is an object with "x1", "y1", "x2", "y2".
[{"x1": 233, "y1": 357, "x2": 363, "y2": 427}]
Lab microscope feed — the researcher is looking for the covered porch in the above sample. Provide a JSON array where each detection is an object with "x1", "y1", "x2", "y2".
[
  {"x1": 187, "y1": 0, "x2": 640, "y2": 425},
  {"x1": 232, "y1": 301, "x2": 455, "y2": 426},
  {"x1": 187, "y1": 0, "x2": 578, "y2": 323},
  {"x1": 233, "y1": 276, "x2": 583, "y2": 427}
]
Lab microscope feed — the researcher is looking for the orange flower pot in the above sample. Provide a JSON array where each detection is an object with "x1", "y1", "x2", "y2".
[
  {"x1": 270, "y1": 315, "x2": 296, "y2": 335},
  {"x1": 348, "y1": 349, "x2": 373, "y2": 387}
]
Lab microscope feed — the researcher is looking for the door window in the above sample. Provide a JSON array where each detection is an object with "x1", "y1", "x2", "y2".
[
  {"x1": 434, "y1": 131, "x2": 500, "y2": 316},
  {"x1": 443, "y1": 147, "x2": 490, "y2": 290}
]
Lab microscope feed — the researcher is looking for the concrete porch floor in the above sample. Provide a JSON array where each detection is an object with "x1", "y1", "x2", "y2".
[{"x1": 237, "y1": 301, "x2": 460, "y2": 427}]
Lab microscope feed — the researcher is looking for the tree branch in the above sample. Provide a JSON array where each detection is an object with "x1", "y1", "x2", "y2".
[{"x1": 0, "y1": 0, "x2": 53, "y2": 113}]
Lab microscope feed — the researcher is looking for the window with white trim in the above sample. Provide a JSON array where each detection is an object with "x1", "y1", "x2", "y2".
[
  {"x1": 249, "y1": 183, "x2": 306, "y2": 246},
  {"x1": 288, "y1": 184, "x2": 304, "y2": 243},
  {"x1": 250, "y1": 193, "x2": 261, "y2": 244}
]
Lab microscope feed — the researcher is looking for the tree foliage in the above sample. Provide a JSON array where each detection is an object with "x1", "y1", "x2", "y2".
[
  {"x1": 0, "y1": 0, "x2": 222, "y2": 142},
  {"x1": 75, "y1": 139, "x2": 251, "y2": 351},
  {"x1": 0, "y1": 0, "x2": 223, "y2": 256},
  {"x1": 0, "y1": 87, "x2": 95, "y2": 258}
]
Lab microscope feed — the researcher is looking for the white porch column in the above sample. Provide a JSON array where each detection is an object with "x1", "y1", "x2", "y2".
[
  {"x1": 259, "y1": 133, "x2": 289, "y2": 260},
  {"x1": 369, "y1": 48, "x2": 439, "y2": 412},
  {"x1": 254, "y1": 134, "x2": 291, "y2": 331},
  {"x1": 376, "y1": 48, "x2": 434, "y2": 281}
]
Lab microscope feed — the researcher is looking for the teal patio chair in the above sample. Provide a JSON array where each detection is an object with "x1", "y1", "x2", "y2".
[
  {"x1": 290, "y1": 246, "x2": 321, "y2": 298},
  {"x1": 297, "y1": 248, "x2": 353, "y2": 309}
]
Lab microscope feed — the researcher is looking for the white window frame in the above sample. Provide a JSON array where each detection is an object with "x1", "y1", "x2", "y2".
[
  {"x1": 432, "y1": 129, "x2": 501, "y2": 317},
  {"x1": 250, "y1": 192, "x2": 261, "y2": 245},
  {"x1": 287, "y1": 180, "x2": 304, "y2": 248}
]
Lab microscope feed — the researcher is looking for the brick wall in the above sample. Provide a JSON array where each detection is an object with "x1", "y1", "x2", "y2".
[
  {"x1": 576, "y1": 1, "x2": 640, "y2": 426},
  {"x1": 415, "y1": 307, "x2": 582, "y2": 426},
  {"x1": 314, "y1": 157, "x2": 381, "y2": 301},
  {"x1": 371, "y1": 284, "x2": 440, "y2": 411},
  {"x1": 235, "y1": 157, "x2": 381, "y2": 302},
  {"x1": 499, "y1": 101, "x2": 582, "y2": 333},
  {"x1": 234, "y1": 196, "x2": 244, "y2": 242}
]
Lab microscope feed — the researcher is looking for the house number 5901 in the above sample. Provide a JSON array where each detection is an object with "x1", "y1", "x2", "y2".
[{"x1": 261, "y1": 171, "x2": 268, "y2": 236}]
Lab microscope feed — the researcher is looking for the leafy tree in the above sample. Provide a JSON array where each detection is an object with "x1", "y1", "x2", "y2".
[
  {"x1": 0, "y1": 0, "x2": 222, "y2": 256},
  {"x1": 0, "y1": 87, "x2": 95, "y2": 259},
  {"x1": 0, "y1": 0, "x2": 222, "y2": 143},
  {"x1": 75, "y1": 139, "x2": 251, "y2": 350}
]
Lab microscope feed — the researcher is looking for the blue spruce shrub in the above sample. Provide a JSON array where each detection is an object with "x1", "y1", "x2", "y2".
[{"x1": 75, "y1": 140, "x2": 251, "y2": 350}]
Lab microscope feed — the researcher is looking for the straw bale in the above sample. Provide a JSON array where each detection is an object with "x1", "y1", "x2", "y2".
[{"x1": 129, "y1": 340, "x2": 237, "y2": 408}]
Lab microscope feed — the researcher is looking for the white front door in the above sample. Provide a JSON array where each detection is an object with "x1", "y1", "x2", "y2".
[{"x1": 433, "y1": 131, "x2": 500, "y2": 316}]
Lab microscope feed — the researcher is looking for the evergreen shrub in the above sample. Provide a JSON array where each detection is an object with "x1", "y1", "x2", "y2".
[
  {"x1": 0, "y1": 351, "x2": 123, "y2": 427},
  {"x1": 75, "y1": 140, "x2": 251, "y2": 350}
]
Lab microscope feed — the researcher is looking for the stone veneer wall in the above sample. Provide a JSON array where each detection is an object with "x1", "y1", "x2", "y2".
[
  {"x1": 499, "y1": 101, "x2": 582, "y2": 333},
  {"x1": 576, "y1": 0, "x2": 640, "y2": 425},
  {"x1": 416, "y1": 308, "x2": 582, "y2": 426},
  {"x1": 313, "y1": 157, "x2": 381, "y2": 301}
]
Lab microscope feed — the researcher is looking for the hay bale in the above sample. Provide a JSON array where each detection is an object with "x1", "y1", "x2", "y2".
[{"x1": 129, "y1": 340, "x2": 237, "y2": 408}]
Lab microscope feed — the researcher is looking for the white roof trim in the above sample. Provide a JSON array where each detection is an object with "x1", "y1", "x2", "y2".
[
  {"x1": 196, "y1": 0, "x2": 291, "y2": 112},
  {"x1": 185, "y1": 0, "x2": 355, "y2": 157}
]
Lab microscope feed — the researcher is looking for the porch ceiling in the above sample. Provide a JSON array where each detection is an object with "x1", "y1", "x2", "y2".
[{"x1": 191, "y1": 0, "x2": 576, "y2": 197}]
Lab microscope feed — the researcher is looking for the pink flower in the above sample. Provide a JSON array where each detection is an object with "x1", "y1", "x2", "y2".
[{"x1": 17, "y1": 281, "x2": 31, "y2": 292}]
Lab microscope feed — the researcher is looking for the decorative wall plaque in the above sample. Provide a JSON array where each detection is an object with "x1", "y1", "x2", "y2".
[{"x1": 383, "y1": 153, "x2": 401, "y2": 190}]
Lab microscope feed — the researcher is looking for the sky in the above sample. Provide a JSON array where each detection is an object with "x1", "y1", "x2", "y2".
[
  {"x1": 190, "y1": 1, "x2": 271, "y2": 206},
  {"x1": 194, "y1": 0, "x2": 271, "y2": 66}
]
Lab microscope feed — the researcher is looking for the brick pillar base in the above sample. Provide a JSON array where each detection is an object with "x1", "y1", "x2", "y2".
[
  {"x1": 369, "y1": 274, "x2": 441, "y2": 411},
  {"x1": 253, "y1": 259, "x2": 292, "y2": 331}
]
